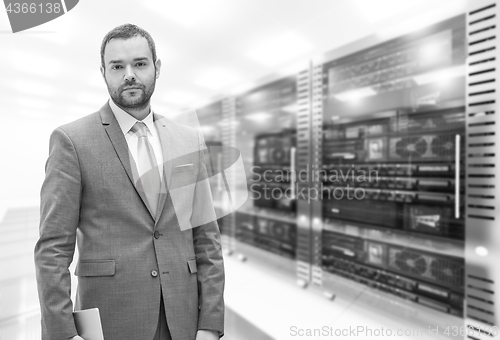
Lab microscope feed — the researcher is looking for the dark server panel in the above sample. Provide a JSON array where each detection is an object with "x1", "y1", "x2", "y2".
[
  {"x1": 322, "y1": 229, "x2": 464, "y2": 315},
  {"x1": 322, "y1": 108, "x2": 465, "y2": 240},
  {"x1": 235, "y1": 212, "x2": 297, "y2": 259},
  {"x1": 251, "y1": 130, "x2": 297, "y2": 213},
  {"x1": 320, "y1": 15, "x2": 466, "y2": 316}
]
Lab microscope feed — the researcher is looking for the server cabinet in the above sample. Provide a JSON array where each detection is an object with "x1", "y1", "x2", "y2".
[
  {"x1": 313, "y1": 15, "x2": 469, "y2": 333},
  {"x1": 233, "y1": 77, "x2": 299, "y2": 272}
]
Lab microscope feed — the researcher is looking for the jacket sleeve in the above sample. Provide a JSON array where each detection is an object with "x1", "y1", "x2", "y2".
[
  {"x1": 191, "y1": 130, "x2": 225, "y2": 337},
  {"x1": 34, "y1": 127, "x2": 81, "y2": 339}
]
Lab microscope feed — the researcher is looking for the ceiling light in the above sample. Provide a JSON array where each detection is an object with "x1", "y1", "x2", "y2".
[
  {"x1": 333, "y1": 87, "x2": 376, "y2": 102},
  {"x1": 248, "y1": 32, "x2": 312, "y2": 67},
  {"x1": 413, "y1": 65, "x2": 464, "y2": 86},
  {"x1": 216, "y1": 120, "x2": 239, "y2": 127},
  {"x1": 281, "y1": 103, "x2": 297, "y2": 114},
  {"x1": 244, "y1": 112, "x2": 272, "y2": 123},
  {"x1": 201, "y1": 126, "x2": 215, "y2": 133},
  {"x1": 475, "y1": 246, "x2": 488, "y2": 257},
  {"x1": 419, "y1": 42, "x2": 446, "y2": 63},
  {"x1": 417, "y1": 31, "x2": 452, "y2": 67}
]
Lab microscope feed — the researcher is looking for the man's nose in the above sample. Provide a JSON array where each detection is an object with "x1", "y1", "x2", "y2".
[{"x1": 124, "y1": 65, "x2": 136, "y2": 82}]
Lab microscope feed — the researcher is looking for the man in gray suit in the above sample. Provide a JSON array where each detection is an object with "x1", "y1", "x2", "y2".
[{"x1": 34, "y1": 24, "x2": 224, "y2": 340}]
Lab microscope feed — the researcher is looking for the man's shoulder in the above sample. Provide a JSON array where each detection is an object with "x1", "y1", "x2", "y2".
[{"x1": 55, "y1": 109, "x2": 103, "y2": 137}]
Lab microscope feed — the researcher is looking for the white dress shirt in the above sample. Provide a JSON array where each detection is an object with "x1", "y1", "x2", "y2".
[{"x1": 109, "y1": 99, "x2": 164, "y2": 180}]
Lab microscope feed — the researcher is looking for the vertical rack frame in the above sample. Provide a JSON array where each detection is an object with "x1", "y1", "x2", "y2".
[
  {"x1": 465, "y1": 0, "x2": 500, "y2": 336},
  {"x1": 296, "y1": 66, "x2": 313, "y2": 286},
  {"x1": 311, "y1": 64, "x2": 324, "y2": 288}
]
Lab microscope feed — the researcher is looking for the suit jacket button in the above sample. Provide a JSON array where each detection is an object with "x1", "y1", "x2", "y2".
[
  {"x1": 154, "y1": 231, "x2": 160, "y2": 239},
  {"x1": 151, "y1": 270, "x2": 158, "y2": 277}
]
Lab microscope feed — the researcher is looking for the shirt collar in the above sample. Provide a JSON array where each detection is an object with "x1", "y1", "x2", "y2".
[{"x1": 108, "y1": 99, "x2": 155, "y2": 136}]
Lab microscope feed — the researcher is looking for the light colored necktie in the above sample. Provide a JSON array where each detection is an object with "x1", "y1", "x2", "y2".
[{"x1": 131, "y1": 122, "x2": 161, "y2": 217}]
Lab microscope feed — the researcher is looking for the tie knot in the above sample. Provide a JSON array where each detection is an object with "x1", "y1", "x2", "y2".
[{"x1": 131, "y1": 122, "x2": 149, "y2": 138}]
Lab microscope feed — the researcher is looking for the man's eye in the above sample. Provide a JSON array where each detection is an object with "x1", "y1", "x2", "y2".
[
  {"x1": 111, "y1": 65, "x2": 122, "y2": 70},
  {"x1": 136, "y1": 62, "x2": 146, "y2": 67}
]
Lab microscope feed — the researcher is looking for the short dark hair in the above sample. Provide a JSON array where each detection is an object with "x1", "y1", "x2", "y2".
[{"x1": 100, "y1": 23, "x2": 157, "y2": 68}]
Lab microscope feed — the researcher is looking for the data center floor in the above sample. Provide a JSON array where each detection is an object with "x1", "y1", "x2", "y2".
[{"x1": 224, "y1": 252, "x2": 463, "y2": 340}]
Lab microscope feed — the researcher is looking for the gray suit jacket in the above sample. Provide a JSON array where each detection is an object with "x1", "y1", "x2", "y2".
[{"x1": 34, "y1": 102, "x2": 225, "y2": 340}]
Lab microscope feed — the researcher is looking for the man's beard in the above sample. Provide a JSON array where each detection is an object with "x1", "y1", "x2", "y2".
[{"x1": 107, "y1": 77, "x2": 155, "y2": 111}]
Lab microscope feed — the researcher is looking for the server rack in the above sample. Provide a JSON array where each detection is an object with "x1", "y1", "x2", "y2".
[
  {"x1": 231, "y1": 77, "x2": 299, "y2": 272},
  {"x1": 307, "y1": 14, "x2": 470, "y2": 334}
]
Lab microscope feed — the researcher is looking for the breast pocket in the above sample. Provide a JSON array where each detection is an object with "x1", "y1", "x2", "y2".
[
  {"x1": 170, "y1": 162, "x2": 198, "y2": 191},
  {"x1": 75, "y1": 260, "x2": 116, "y2": 277},
  {"x1": 173, "y1": 163, "x2": 195, "y2": 173}
]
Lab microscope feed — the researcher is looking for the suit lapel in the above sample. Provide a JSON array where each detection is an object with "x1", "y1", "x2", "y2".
[
  {"x1": 154, "y1": 115, "x2": 174, "y2": 189},
  {"x1": 100, "y1": 103, "x2": 156, "y2": 220},
  {"x1": 154, "y1": 114, "x2": 173, "y2": 223}
]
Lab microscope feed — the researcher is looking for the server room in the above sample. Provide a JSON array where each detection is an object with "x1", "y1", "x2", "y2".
[{"x1": 1, "y1": 0, "x2": 499, "y2": 339}]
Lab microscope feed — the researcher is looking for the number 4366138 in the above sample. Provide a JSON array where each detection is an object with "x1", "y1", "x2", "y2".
[{"x1": 6, "y1": 3, "x2": 62, "y2": 14}]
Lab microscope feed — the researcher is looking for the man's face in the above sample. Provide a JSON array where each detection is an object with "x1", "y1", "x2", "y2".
[{"x1": 101, "y1": 35, "x2": 160, "y2": 110}]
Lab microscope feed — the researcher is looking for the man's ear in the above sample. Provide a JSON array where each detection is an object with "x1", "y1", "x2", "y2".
[
  {"x1": 100, "y1": 65, "x2": 105, "y2": 79},
  {"x1": 155, "y1": 59, "x2": 161, "y2": 79}
]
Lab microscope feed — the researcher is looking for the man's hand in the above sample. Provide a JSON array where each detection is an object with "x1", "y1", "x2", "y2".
[
  {"x1": 196, "y1": 329, "x2": 219, "y2": 340},
  {"x1": 71, "y1": 336, "x2": 85, "y2": 340}
]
